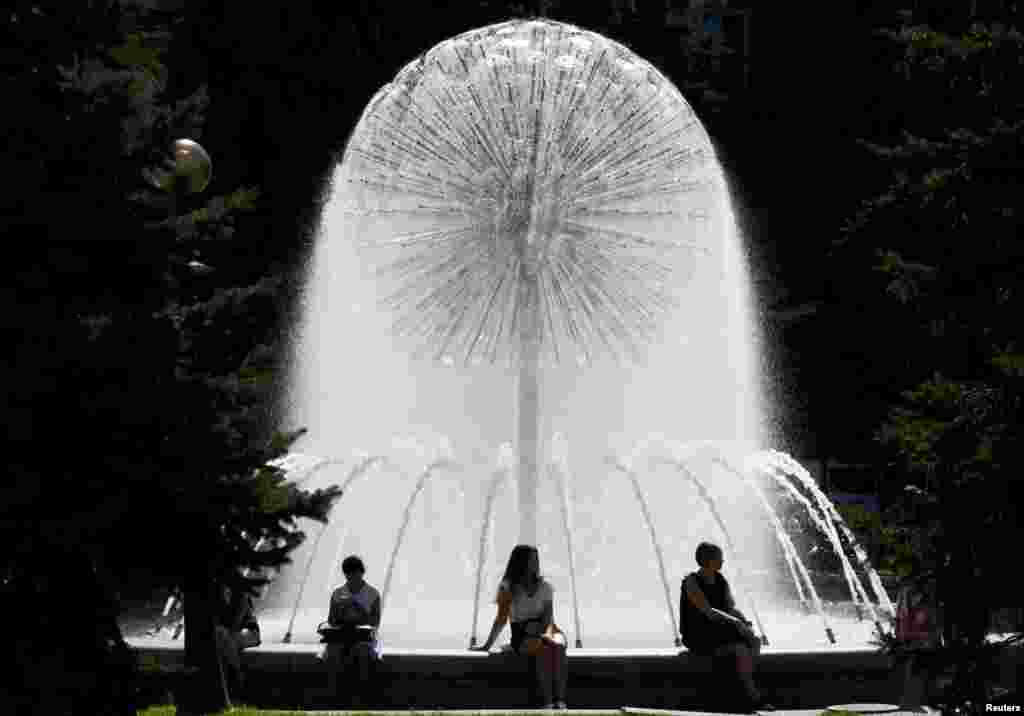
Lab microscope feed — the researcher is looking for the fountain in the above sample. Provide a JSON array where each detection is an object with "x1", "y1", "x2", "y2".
[{"x1": 227, "y1": 19, "x2": 895, "y2": 652}]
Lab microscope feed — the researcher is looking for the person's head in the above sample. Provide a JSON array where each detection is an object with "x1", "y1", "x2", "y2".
[
  {"x1": 695, "y1": 542, "x2": 724, "y2": 572},
  {"x1": 342, "y1": 555, "x2": 366, "y2": 586},
  {"x1": 503, "y1": 544, "x2": 541, "y2": 590}
]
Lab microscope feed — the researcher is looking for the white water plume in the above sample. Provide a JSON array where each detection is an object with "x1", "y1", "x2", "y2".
[{"x1": 251, "y1": 20, "x2": 890, "y2": 650}]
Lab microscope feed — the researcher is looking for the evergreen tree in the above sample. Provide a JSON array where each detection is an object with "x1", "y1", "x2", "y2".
[{"x1": 3, "y1": 3, "x2": 339, "y2": 712}]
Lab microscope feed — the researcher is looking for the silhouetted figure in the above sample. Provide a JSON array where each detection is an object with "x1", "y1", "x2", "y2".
[
  {"x1": 680, "y1": 542, "x2": 772, "y2": 712},
  {"x1": 472, "y1": 544, "x2": 569, "y2": 708},
  {"x1": 894, "y1": 574, "x2": 943, "y2": 709},
  {"x1": 320, "y1": 555, "x2": 381, "y2": 707},
  {"x1": 214, "y1": 582, "x2": 258, "y2": 698}
]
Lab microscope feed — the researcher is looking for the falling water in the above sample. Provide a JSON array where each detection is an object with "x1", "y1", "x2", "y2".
[
  {"x1": 282, "y1": 455, "x2": 388, "y2": 643},
  {"x1": 708, "y1": 454, "x2": 837, "y2": 644},
  {"x1": 254, "y1": 19, "x2": 900, "y2": 649},
  {"x1": 379, "y1": 456, "x2": 459, "y2": 634},
  {"x1": 760, "y1": 450, "x2": 896, "y2": 617},
  {"x1": 549, "y1": 434, "x2": 584, "y2": 648},
  {"x1": 469, "y1": 444, "x2": 513, "y2": 647},
  {"x1": 650, "y1": 453, "x2": 768, "y2": 645},
  {"x1": 751, "y1": 453, "x2": 878, "y2": 624},
  {"x1": 608, "y1": 457, "x2": 681, "y2": 646}
]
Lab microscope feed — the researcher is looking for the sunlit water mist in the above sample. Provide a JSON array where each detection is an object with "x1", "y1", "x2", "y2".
[{"x1": 259, "y1": 20, "x2": 883, "y2": 650}]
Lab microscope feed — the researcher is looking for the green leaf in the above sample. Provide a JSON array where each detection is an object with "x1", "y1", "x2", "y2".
[
  {"x1": 922, "y1": 168, "x2": 952, "y2": 191},
  {"x1": 226, "y1": 187, "x2": 261, "y2": 211},
  {"x1": 239, "y1": 367, "x2": 274, "y2": 386},
  {"x1": 253, "y1": 468, "x2": 289, "y2": 513},
  {"x1": 107, "y1": 33, "x2": 165, "y2": 80},
  {"x1": 992, "y1": 351, "x2": 1024, "y2": 377}
]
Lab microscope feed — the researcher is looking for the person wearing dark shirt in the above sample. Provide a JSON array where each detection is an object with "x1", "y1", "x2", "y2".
[
  {"x1": 215, "y1": 582, "x2": 255, "y2": 696},
  {"x1": 680, "y1": 542, "x2": 772, "y2": 712}
]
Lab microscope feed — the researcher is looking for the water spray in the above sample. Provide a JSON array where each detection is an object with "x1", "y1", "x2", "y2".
[
  {"x1": 282, "y1": 454, "x2": 385, "y2": 643},
  {"x1": 550, "y1": 434, "x2": 584, "y2": 648},
  {"x1": 649, "y1": 451, "x2": 770, "y2": 647},
  {"x1": 469, "y1": 444, "x2": 514, "y2": 649},
  {"x1": 608, "y1": 456, "x2": 682, "y2": 647}
]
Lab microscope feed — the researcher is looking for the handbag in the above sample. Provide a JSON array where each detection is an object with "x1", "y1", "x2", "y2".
[
  {"x1": 236, "y1": 596, "x2": 261, "y2": 648},
  {"x1": 238, "y1": 619, "x2": 261, "y2": 649},
  {"x1": 895, "y1": 587, "x2": 938, "y2": 646}
]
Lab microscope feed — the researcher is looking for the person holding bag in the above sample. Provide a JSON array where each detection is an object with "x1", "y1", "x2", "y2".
[{"x1": 471, "y1": 545, "x2": 569, "y2": 709}]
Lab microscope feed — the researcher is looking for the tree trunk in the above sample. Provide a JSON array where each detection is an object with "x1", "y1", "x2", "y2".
[{"x1": 180, "y1": 564, "x2": 230, "y2": 715}]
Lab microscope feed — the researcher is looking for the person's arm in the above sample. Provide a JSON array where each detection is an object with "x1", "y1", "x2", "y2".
[
  {"x1": 723, "y1": 583, "x2": 752, "y2": 626},
  {"x1": 684, "y1": 575, "x2": 745, "y2": 626},
  {"x1": 472, "y1": 587, "x2": 512, "y2": 651},
  {"x1": 369, "y1": 592, "x2": 382, "y2": 629},
  {"x1": 540, "y1": 590, "x2": 565, "y2": 643},
  {"x1": 327, "y1": 590, "x2": 341, "y2": 626},
  {"x1": 230, "y1": 593, "x2": 251, "y2": 632},
  {"x1": 541, "y1": 596, "x2": 554, "y2": 632}
]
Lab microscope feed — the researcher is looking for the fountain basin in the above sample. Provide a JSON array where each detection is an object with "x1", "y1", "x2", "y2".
[{"x1": 128, "y1": 636, "x2": 905, "y2": 711}]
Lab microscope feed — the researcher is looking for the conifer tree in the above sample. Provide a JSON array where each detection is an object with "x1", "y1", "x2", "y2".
[{"x1": 3, "y1": 3, "x2": 339, "y2": 711}]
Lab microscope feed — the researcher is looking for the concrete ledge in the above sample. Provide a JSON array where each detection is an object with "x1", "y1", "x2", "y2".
[
  {"x1": 129, "y1": 639, "x2": 900, "y2": 711},
  {"x1": 129, "y1": 638, "x2": 890, "y2": 674}
]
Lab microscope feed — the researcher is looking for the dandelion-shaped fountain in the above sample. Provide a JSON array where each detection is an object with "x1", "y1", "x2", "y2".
[
  {"x1": 258, "y1": 19, "x2": 895, "y2": 650},
  {"x1": 337, "y1": 18, "x2": 723, "y2": 547}
]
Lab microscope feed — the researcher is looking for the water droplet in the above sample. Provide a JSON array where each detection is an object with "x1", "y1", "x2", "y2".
[
  {"x1": 498, "y1": 37, "x2": 529, "y2": 50},
  {"x1": 555, "y1": 54, "x2": 579, "y2": 70},
  {"x1": 568, "y1": 36, "x2": 592, "y2": 51}
]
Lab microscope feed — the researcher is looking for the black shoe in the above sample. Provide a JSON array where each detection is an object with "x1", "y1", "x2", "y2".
[{"x1": 735, "y1": 694, "x2": 774, "y2": 713}]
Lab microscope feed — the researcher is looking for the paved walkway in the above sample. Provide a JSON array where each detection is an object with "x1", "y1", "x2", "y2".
[{"x1": 283, "y1": 706, "x2": 935, "y2": 715}]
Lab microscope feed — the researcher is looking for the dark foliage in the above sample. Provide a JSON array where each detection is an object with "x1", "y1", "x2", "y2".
[{"x1": 835, "y1": 12, "x2": 1024, "y2": 710}]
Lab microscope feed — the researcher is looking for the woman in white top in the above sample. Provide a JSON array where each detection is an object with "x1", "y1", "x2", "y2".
[{"x1": 471, "y1": 545, "x2": 569, "y2": 708}]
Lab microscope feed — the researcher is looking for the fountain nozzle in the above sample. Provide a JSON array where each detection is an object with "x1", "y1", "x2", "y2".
[
  {"x1": 674, "y1": 637, "x2": 682, "y2": 648},
  {"x1": 282, "y1": 632, "x2": 292, "y2": 644},
  {"x1": 575, "y1": 638, "x2": 583, "y2": 648},
  {"x1": 469, "y1": 636, "x2": 478, "y2": 649},
  {"x1": 825, "y1": 627, "x2": 836, "y2": 644},
  {"x1": 760, "y1": 634, "x2": 769, "y2": 647}
]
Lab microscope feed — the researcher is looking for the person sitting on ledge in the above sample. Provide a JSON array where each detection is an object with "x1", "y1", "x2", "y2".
[
  {"x1": 321, "y1": 555, "x2": 381, "y2": 706},
  {"x1": 471, "y1": 544, "x2": 569, "y2": 709},
  {"x1": 215, "y1": 581, "x2": 257, "y2": 698},
  {"x1": 680, "y1": 541, "x2": 773, "y2": 713}
]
